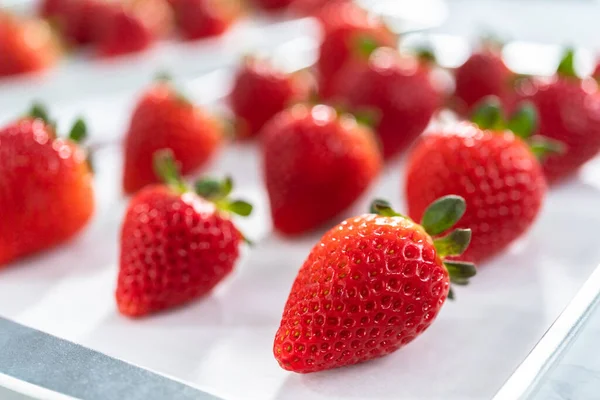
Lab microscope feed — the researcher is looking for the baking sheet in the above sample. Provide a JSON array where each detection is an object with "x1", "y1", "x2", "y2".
[{"x1": 2, "y1": 29, "x2": 600, "y2": 400}]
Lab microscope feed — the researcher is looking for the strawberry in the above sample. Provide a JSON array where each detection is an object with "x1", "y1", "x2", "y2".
[
  {"x1": 123, "y1": 80, "x2": 222, "y2": 194},
  {"x1": 174, "y1": 0, "x2": 241, "y2": 40},
  {"x1": 317, "y1": 2, "x2": 396, "y2": 98},
  {"x1": 248, "y1": 0, "x2": 293, "y2": 11},
  {"x1": 96, "y1": 0, "x2": 172, "y2": 57},
  {"x1": 453, "y1": 45, "x2": 517, "y2": 115},
  {"x1": 330, "y1": 47, "x2": 442, "y2": 159},
  {"x1": 262, "y1": 104, "x2": 382, "y2": 235},
  {"x1": 117, "y1": 150, "x2": 252, "y2": 317},
  {"x1": 61, "y1": 0, "x2": 106, "y2": 46},
  {"x1": 228, "y1": 56, "x2": 309, "y2": 139},
  {"x1": 0, "y1": 14, "x2": 60, "y2": 77},
  {"x1": 405, "y1": 99, "x2": 555, "y2": 263},
  {"x1": 288, "y1": 0, "x2": 346, "y2": 17},
  {"x1": 274, "y1": 196, "x2": 476, "y2": 373},
  {"x1": 521, "y1": 49, "x2": 600, "y2": 183},
  {"x1": 0, "y1": 105, "x2": 94, "y2": 267}
]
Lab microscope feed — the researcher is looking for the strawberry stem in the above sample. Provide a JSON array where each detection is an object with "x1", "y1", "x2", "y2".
[
  {"x1": 153, "y1": 149, "x2": 188, "y2": 194},
  {"x1": 556, "y1": 48, "x2": 577, "y2": 78},
  {"x1": 369, "y1": 199, "x2": 408, "y2": 219}
]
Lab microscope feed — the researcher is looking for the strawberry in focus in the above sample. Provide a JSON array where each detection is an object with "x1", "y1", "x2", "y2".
[
  {"x1": 0, "y1": 105, "x2": 94, "y2": 267},
  {"x1": 0, "y1": 14, "x2": 60, "y2": 77},
  {"x1": 405, "y1": 99, "x2": 553, "y2": 263},
  {"x1": 330, "y1": 47, "x2": 442, "y2": 159},
  {"x1": 173, "y1": 0, "x2": 241, "y2": 40},
  {"x1": 229, "y1": 56, "x2": 309, "y2": 139},
  {"x1": 317, "y1": 2, "x2": 395, "y2": 98},
  {"x1": 453, "y1": 45, "x2": 517, "y2": 115},
  {"x1": 521, "y1": 49, "x2": 600, "y2": 183},
  {"x1": 262, "y1": 104, "x2": 382, "y2": 235},
  {"x1": 117, "y1": 150, "x2": 252, "y2": 317},
  {"x1": 274, "y1": 196, "x2": 475, "y2": 373},
  {"x1": 123, "y1": 80, "x2": 222, "y2": 194}
]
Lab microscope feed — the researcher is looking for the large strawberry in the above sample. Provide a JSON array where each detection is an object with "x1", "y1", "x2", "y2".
[
  {"x1": 317, "y1": 2, "x2": 395, "y2": 98},
  {"x1": 453, "y1": 45, "x2": 517, "y2": 115},
  {"x1": 117, "y1": 150, "x2": 252, "y2": 317},
  {"x1": 0, "y1": 14, "x2": 60, "y2": 77},
  {"x1": 330, "y1": 47, "x2": 442, "y2": 159},
  {"x1": 262, "y1": 104, "x2": 382, "y2": 235},
  {"x1": 405, "y1": 99, "x2": 555, "y2": 263},
  {"x1": 522, "y1": 49, "x2": 600, "y2": 183},
  {"x1": 274, "y1": 196, "x2": 476, "y2": 373},
  {"x1": 0, "y1": 105, "x2": 94, "y2": 267},
  {"x1": 123, "y1": 80, "x2": 222, "y2": 194},
  {"x1": 174, "y1": 0, "x2": 241, "y2": 40},
  {"x1": 229, "y1": 56, "x2": 309, "y2": 139}
]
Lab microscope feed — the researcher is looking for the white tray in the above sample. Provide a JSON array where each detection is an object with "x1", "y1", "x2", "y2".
[{"x1": 2, "y1": 26, "x2": 600, "y2": 400}]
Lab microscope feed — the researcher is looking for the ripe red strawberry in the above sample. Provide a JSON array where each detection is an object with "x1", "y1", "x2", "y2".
[
  {"x1": 274, "y1": 196, "x2": 476, "y2": 373},
  {"x1": 522, "y1": 49, "x2": 600, "y2": 183},
  {"x1": 330, "y1": 47, "x2": 442, "y2": 159},
  {"x1": 96, "y1": 0, "x2": 172, "y2": 57},
  {"x1": 174, "y1": 0, "x2": 241, "y2": 40},
  {"x1": 405, "y1": 100, "x2": 553, "y2": 263},
  {"x1": 453, "y1": 46, "x2": 517, "y2": 115},
  {"x1": 262, "y1": 104, "x2": 382, "y2": 235},
  {"x1": 123, "y1": 80, "x2": 223, "y2": 194},
  {"x1": 248, "y1": 0, "x2": 293, "y2": 11},
  {"x1": 0, "y1": 14, "x2": 60, "y2": 77},
  {"x1": 0, "y1": 105, "x2": 94, "y2": 267},
  {"x1": 317, "y1": 2, "x2": 396, "y2": 98},
  {"x1": 117, "y1": 150, "x2": 252, "y2": 317},
  {"x1": 228, "y1": 56, "x2": 309, "y2": 139},
  {"x1": 288, "y1": 0, "x2": 346, "y2": 17}
]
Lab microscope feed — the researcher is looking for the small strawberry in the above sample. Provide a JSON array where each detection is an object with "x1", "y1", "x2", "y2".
[
  {"x1": 123, "y1": 80, "x2": 222, "y2": 194},
  {"x1": 0, "y1": 105, "x2": 94, "y2": 267},
  {"x1": 174, "y1": 0, "x2": 241, "y2": 40},
  {"x1": 522, "y1": 49, "x2": 600, "y2": 183},
  {"x1": 330, "y1": 47, "x2": 442, "y2": 159},
  {"x1": 317, "y1": 2, "x2": 396, "y2": 98},
  {"x1": 96, "y1": 0, "x2": 172, "y2": 57},
  {"x1": 405, "y1": 99, "x2": 556, "y2": 263},
  {"x1": 0, "y1": 14, "x2": 60, "y2": 77},
  {"x1": 117, "y1": 150, "x2": 252, "y2": 317},
  {"x1": 262, "y1": 104, "x2": 382, "y2": 235},
  {"x1": 274, "y1": 196, "x2": 476, "y2": 373},
  {"x1": 288, "y1": 0, "x2": 346, "y2": 17},
  {"x1": 453, "y1": 45, "x2": 517, "y2": 115},
  {"x1": 228, "y1": 56, "x2": 309, "y2": 139},
  {"x1": 248, "y1": 0, "x2": 293, "y2": 11}
]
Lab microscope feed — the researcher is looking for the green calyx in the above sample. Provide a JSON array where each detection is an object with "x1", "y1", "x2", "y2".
[
  {"x1": 556, "y1": 48, "x2": 577, "y2": 78},
  {"x1": 471, "y1": 97, "x2": 564, "y2": 161},
  {"x1": 354, "y1": 35, "x2": 382, "y2": 60},
  {"x1": 26, "y1": 103, "x2": 88, "y2": 144},
  {"x1": 153, "y1": 71, "x2": 192, "y2": 106},
  {"x1": 152, "y1": 149, "x2": 253, "y2": 223},
  {"x1": 369, "y1": 196, "x2": 476, "y2": 298}
]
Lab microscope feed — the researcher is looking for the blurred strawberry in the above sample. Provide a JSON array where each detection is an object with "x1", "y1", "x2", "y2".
[
  {"x1": 330, "y1": 47, "x2": 441, "y2": 159},
  {"x1": 60, "y1": 0, "x2": 107, "y2": 46},
  {"x1": 174, "y1": 0, "x2": 241, "y2": 40},
  {"x1": 248, "y1": 0, "x2": 293, "y2": 11},
  {"x1": 317, "y1": 2, "x2": 396, "y2": 98},
  {"x1": 229, "y1": 56, "x2": 309, "y2": 139},
  {"x1": 123, "y1": 80, "x2": 223, "y2": 193},
  {"x1": 39, "y1": 0, "x2": 70, "y2": 19},
  {"x1": 262, "y1": 104, "x2": 382, "y2": 235},
  {"x1": 96, "y1": 0, "x2": 172, "y2": 57},
  {"x1": 0, "y1": 14, "x2": 60, "y2": 77},
  {"x1": 523, "y1": 49, "x2": 600, "y2": 183},
  {"x1": 453, "y1": 45, "x2": 517, "y2": 116},
  {"x1": 0, "y1": 105, "x2": 94, "y2": 267},
  {"x1": 288, "y1": 0, "x2": 346, "y2": 16}
]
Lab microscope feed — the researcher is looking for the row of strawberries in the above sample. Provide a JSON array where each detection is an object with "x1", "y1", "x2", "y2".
[
  {"x1": 2, "y1": 0, "x2": 600, "y2": 375},
  {"x1": 0, "y1": 0, "x2": 336, "y2": 78}
]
